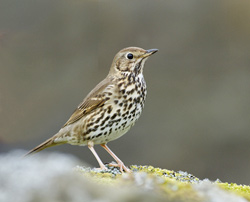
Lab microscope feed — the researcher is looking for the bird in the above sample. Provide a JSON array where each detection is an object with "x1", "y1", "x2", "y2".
[{"x1": 25, "y1": 47, "x2": 158, "y2": 172}]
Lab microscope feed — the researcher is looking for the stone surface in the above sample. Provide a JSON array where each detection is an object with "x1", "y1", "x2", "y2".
[{"x1": 0, "y1": 151, "x2": 249, "y2": 202}]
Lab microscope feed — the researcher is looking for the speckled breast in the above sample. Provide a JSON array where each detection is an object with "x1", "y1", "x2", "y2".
[{"x1": 83, "y1": 73, "x2": 147, "y2": 145}]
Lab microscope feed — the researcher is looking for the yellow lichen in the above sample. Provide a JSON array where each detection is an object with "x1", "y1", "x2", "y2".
[
  {"x1": 75, "y1": 165, "x2": 250, "y2": 202},
  {"x1": 218, "y1": 182, "x2": 250, "y2": 201},
  {"x1": 130, "y1": 165, "x2": 202, "y2": 202}
]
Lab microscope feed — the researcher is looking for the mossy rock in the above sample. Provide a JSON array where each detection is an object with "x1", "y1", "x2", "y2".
[
  {"x1": 76, "y1": 164, "x2": 250, "y2": 202},
  {"x1": 1, "y1": 151, "x2": 249, "y2": 202}
]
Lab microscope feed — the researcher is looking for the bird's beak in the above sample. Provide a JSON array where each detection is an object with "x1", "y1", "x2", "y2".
[{"x1": 142, "y1": 49, "x2": 159, "y2": 58}]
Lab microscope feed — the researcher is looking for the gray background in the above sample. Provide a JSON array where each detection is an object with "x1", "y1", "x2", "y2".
[{"x1": 1, "y1": 0, "x2": 250, "y2": 184}]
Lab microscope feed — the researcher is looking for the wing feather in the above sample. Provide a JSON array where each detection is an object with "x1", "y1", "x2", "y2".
[{"x1": 63, "y1": 77, "x2": 114, "y2": 127}]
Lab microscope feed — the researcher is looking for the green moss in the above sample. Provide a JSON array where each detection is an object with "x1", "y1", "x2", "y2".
[
  {"x1": 218, "y1": 182, "x2": 250, "y2": 201},
  {"x1": 76, "y1": 165, "x2": 202, "y2": 201},
  {"x1": 75, "y1": 165, "x2": 250, "y2": 201},
  {"x1": 131, "y1": 165, "x2": 200, "y2": 183},
  {"x1": 130, "y1": 165, "x2": 202, "y2": 201},
  {"x1": 75, "y1": 166, "x2": 120, "y2": 185},
  {"x1": 131, "y1": 165, "x2": 250, "y2": 201}
]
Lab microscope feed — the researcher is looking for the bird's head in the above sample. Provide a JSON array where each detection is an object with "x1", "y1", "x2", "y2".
[{"x1": 109, "y1": 47, "x2": 158, "y2": 76}]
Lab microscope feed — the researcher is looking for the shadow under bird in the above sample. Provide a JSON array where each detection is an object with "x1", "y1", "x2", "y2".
[{"x1": 25, "y1": 47, "x2": 158, "y2": 172}]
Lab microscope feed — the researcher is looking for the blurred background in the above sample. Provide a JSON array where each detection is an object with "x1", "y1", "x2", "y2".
[{"x1": 1, "y1": 0, "x2": 250, "y2": 184}]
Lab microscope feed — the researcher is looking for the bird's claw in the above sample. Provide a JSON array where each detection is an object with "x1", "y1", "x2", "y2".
[{"x1": 108, "y1": 162, "x2": 131, "y2": 173}]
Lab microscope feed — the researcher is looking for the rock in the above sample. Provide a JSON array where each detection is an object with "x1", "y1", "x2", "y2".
[{"x1": 0, "y1": 151, "x2": 249, "y2": 202}]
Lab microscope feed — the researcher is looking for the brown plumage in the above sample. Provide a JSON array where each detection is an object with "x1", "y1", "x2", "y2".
[
  {"x1": 26, "y1": 137, "x2": 59, "y2": 154},
  {"x1": 25, "y1": 47, "x2": 158, "y2": 172}
]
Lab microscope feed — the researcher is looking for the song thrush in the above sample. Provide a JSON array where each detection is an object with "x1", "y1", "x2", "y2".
[{"x1": 25, "y1": 47, "x2": 158, "y2": 172}]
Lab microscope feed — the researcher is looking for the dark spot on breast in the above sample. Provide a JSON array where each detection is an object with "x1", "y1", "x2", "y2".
[
  {"x1": 120, "y1": 89, "x2": 126, "y2": 94},
  {"x1": 116, "y1": 109, "x2": 121, "y2": 116},
  {"x1": 130, "y1": 108, "x2": 136, "y2": 115},
  {"x1": 87, "y1": 122, "x2": 94, "y2": 127},
  {"x1": 128, "y1": 89, "x2": 135, "y2": 95},
  {"x1": 128, "y1": 103, "x2": 133, "y2": 110},
  {"x1": 122, "y1": 110, "x2": 129, "y2": 117},
  {"x1": 114, "y1": 100, "x2": 118, "y2": 104},
  {"x1": 96, "y1": 133, "x2": 103, "y2": 138},
  {"x1": 128, "y1": 73, "x2": 132, "y2": 81},
  {"x1": 100, "y1": 116, "x2": 110, "y2": 126},
  {"x1": 85, "y1": 129, "x2": 91, "y2": 135},
  {"x1": 123, "y1": 104, "x2": 128, "y2": 111},
  {"x1": 111, "y1": 113, "x2": 117, "y2": 119},
  {"x1": 133, "y1": 97, "x2": 139, "y2": 103},
  {"x1": 94, "y1": 112, "x2": 105, "y2": 124},
  {"x1": 107, "y1": 105, "x2": 113, "y2": 114},
  {"x1": 113, "y1": 118, "x2": 121, "y2": 123}
]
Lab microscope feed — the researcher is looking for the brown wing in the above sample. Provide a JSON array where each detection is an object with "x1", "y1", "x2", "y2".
[{"x1": 63, "y1": 76, "x2": 114, "y2": 127}]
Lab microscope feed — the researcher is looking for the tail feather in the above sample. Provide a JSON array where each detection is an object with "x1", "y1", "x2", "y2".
[{"x1": 24, "y1": 137, "x2": 60, "y2": 156}]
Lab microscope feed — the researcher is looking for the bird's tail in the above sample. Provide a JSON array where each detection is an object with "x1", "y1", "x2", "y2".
[{"x1": 24, "y1": 136, "x2": 62, "y2": 156}]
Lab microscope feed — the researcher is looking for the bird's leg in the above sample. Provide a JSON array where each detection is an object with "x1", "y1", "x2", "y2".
[
  {"x1": 100, "y1": 144, "x2": 131, "y2": 173},
  {"x1": 88, "y1": 142, "x2": 107, "y2": 170}
]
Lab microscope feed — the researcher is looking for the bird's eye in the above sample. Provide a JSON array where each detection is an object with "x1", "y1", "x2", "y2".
[{"x1": 127, "y1": 53, "x2": 133, "y2": 60}]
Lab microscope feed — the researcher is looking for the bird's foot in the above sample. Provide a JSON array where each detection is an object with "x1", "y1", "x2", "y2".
[
  {"x1": 100, "y1": 164, "x2": 108, "y2": 171},
  {"x1": 108, "y1": 162, "x2": 131, "y2": 173}
]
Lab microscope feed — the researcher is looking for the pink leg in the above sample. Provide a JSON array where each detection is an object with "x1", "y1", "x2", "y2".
[
  {"x1": 101, "y1": 144, "x2": 131, "y2": 173},
  {"x1": 88, "y1": 142, "x2": 107, "y2": 170}
]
